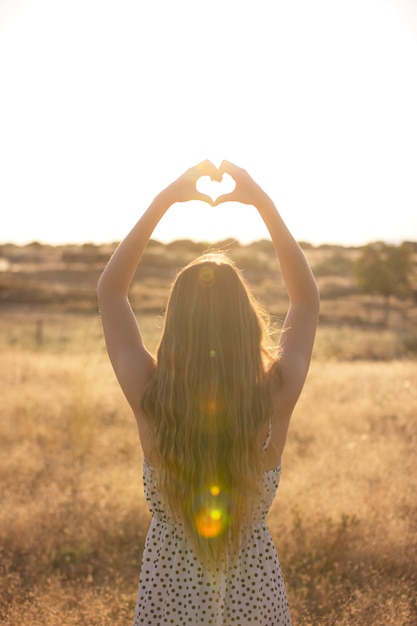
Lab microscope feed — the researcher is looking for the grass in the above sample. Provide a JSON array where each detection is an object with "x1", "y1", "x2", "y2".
[
  {"x1": 279, "y1": 360, "x2": 417, "y2": 624},
  {"x1": 1, "y1": 313, "x2": 416, "y2": 624}
]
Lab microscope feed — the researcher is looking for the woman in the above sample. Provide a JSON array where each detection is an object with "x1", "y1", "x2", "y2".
[{"x1": 97, "y1": 160, "x2": 320, "y2": 625}]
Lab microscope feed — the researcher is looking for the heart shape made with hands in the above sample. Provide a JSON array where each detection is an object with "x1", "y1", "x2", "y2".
[{"x1": 196, "y1": 173, "x2": 236, "y2": 203}]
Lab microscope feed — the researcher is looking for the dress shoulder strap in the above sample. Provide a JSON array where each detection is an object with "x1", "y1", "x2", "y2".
[{"x1": 262, "y1": 417, "x2": 273, "y2": 452}]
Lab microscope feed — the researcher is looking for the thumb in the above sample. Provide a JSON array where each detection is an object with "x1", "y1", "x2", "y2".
[
  {"x1": 195, "y1": 192, "x2": 215, "y2": 206},
  {"x1": 213, "y1": 192, "x2": 236, "y2": 206}
]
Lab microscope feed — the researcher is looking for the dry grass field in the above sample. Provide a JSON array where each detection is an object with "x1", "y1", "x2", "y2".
[{"x1": 1, "y1": 241, "x2": 416, "y2": 625}]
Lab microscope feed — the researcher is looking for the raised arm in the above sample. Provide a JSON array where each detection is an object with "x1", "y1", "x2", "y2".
[
  {"x1": 97, "y1": 160, "x2": 218, "y2": 416},
  {"x1": 214, "y1": 161, "x2": 320, "y2": 418}
]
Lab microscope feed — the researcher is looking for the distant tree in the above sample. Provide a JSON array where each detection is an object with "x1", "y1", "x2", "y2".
[
  {"x1": 354, "y1": 242, "x2": 414, "y2": 325},
  {"x1": 314, "y1": 249, "x2": 354, "y2": 277}
]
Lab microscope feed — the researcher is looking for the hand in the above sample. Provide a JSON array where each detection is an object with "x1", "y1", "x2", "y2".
[
  {"x1": 163, "y1": 160, "x2": 219, "y2": 205},
  {"x1": 213, "y1": 161, "x2": 266, "y2": 206}
]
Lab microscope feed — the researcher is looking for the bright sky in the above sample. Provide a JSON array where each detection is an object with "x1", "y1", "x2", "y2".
[{"x1": 1, "y1": 0, "x2": 417, "y2": 246}]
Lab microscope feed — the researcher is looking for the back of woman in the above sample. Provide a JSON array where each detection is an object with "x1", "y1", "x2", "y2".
[{"x1": 97, "y1": 160, "x2": 320, "y2": 625}]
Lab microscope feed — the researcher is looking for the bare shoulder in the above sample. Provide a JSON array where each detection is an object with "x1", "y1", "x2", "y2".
[
  {"x1": 261, "y1": 359, "x2": 308, "y2": 468},
  {"x1": 261, "y1": 393, "x2": 292, "y2": 470}
]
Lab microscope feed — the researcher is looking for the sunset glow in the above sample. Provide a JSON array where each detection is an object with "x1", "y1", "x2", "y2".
[{"x1": 1, "y1": 0, "x2": 416, "y2": 246}]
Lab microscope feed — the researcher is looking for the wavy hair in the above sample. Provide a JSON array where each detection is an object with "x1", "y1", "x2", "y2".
[{"x1": 141, "y1": 252, "x2": 279, "y2": 568}]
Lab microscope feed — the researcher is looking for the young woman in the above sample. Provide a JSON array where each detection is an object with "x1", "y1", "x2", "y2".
[{"x1": 97, "y1": 160, "x2": 320, "y2": 625}]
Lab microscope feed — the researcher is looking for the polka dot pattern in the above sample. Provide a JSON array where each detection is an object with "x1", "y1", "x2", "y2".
[{"x1": 133, "y1": 461, "x2": 292, "y2": 625}]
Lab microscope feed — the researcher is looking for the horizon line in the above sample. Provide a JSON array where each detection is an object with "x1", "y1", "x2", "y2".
[{"x1": 0, "y1": 236, "x2": 415, "y2": 249}]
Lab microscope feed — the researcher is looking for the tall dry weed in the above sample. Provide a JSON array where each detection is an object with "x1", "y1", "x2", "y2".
[{"x1": 1, "y1": 317, "x2": 416, "y2": 625}]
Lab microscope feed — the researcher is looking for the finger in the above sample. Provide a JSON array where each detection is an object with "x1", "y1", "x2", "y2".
[
  {"x1": 194, "y1": 159, "x2": 218, "y2": 179},
  {"x1": 218, "y1": 160, "x2": 240, "y2": 177},
  {"x1": 218, "y1": 160, "x2": 230, "y2": 176}
]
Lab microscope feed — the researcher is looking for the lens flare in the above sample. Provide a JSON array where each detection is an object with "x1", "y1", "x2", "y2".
[
  {"x1": 205, "y1": 398, "x2": 217, "y2": 414},
  {"x1": 195, "y1": 508, "x2": 224, "y2": 538},
  {"x1": 198, "y1": 266, "x2": 215, "y2": 287},
  {"x1": 193, "y1": 486, "x2": 231, "y2": 539}
]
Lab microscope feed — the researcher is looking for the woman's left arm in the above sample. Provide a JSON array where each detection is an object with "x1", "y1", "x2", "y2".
[{"x1": 97, "y1": 160, "x2": 217, "y2": 415}]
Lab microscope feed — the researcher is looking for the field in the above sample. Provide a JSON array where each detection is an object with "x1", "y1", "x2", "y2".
[{"x1": 1, "y1": 240, "x2": 416, "y2": 625}]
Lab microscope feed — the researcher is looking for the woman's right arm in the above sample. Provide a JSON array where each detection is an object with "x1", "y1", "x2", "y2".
[
  {"x1": 214, "y1": 161, "x2": 320, "y2": 417},
  {"x1": 97, "y1": 160, "x2": 218, "y2": 416}
]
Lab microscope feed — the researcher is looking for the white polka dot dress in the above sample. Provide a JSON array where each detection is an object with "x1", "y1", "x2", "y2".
[{"x1": 133, "y1": 457, "x2": 292, "y2": 625}]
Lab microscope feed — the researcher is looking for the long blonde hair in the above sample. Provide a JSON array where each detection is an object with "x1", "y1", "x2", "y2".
[{"x1": 141, "y1": 252, "x2": 279, "y2": 568}]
